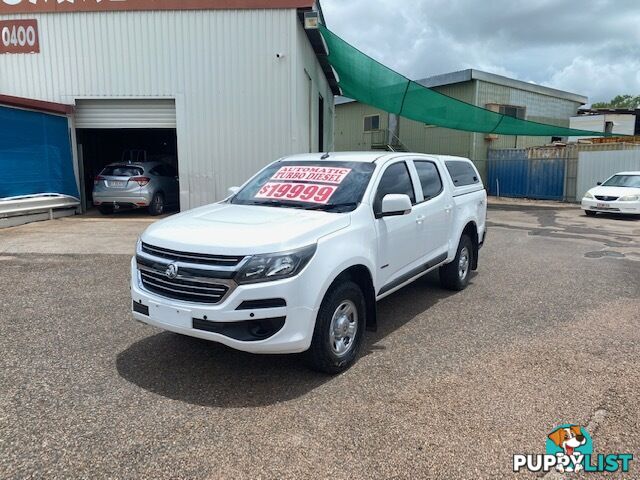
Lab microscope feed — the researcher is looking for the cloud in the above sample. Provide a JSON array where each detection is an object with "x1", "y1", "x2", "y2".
[{"x1": 320, "y1": 0, "x2": 640, "y2": 103}]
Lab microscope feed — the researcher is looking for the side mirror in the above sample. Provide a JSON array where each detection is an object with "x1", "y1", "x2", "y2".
[
  {"x1": 228, "y1": 186, "x2": 240, "y2": 196},
  {"x1": 379, "y1": 194, "x2": 412, "y2": 218},
  {"x1": 597, "y1": 182, "x2": 602, "y2": 186}
]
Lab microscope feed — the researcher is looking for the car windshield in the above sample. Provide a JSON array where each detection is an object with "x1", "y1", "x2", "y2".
[
  {"x1": 602, "y1": 175, "x2": 640, "y2": 188},
  {"x1": 101, "y1": 165, "x2": 144, "y2": 177},
  {"x1": 230, "y1": 161, "x2": 376, "y2": 212}
]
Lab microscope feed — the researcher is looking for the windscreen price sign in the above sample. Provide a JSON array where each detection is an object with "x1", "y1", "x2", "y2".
[{"x1": 1, "y1": 20, "x2": 39, "y2": 54}]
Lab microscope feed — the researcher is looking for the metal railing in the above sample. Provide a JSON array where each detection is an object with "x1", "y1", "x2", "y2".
[
  {"x1": 365, "y1": 129, "x2": 409, "y2": 152},
  {"x1": 0, "y1": 194, "x2": 80, "y2": 219}
]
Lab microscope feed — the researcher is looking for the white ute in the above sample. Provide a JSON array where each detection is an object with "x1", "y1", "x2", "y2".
[{"x1": 131, "y1": 152, "x2": 487, "y2": 373}]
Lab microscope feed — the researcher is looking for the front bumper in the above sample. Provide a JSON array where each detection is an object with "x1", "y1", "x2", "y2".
[
  {"x1": 581, "y1": 198, "x2": 640, "y2": 214},
  {"x1": 130, "y1": 258, "x2": 318, "y2": 354}
]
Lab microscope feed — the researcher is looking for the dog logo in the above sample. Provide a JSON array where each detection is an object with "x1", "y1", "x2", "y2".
[
  {"x1": 513, "y1": 424, "x2": 633, "y2": 474},
  {"x1": 165, "y1": 263, "x2": 179, "y2": 280},
  {"x1": 546, "y1": 425, "x2": 590, "y2": 472}
]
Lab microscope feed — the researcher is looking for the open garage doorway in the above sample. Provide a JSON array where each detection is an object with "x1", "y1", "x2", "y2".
[{"x1": 74, "y1": 99, "x2": 179, "y2": 214}]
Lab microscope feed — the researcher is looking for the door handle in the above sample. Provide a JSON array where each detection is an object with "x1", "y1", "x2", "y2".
[{"x1": 416, "y1": 215, "x2": 425, "y2": 225}]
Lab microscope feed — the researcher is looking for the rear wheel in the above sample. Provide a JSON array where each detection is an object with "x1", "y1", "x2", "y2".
[
  {"x1": 305, "y1": 281, "x2": 365, "y2": 374},
  {"x1": 439, "y1": 235, "x2": 473, "y2": 291},
  {"x1": 585, "y1": 210, "x2": 597, "y2": 217},
  {"x1": 148, "y1": 192, "x2": 165, "y2": 216}
]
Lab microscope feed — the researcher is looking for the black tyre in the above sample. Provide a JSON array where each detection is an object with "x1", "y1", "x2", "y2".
[
  {"x1": 439, "y1": 235, "x2": 473, "y2": 291},
  {"x1": 97, "y1": 206, "x2": 113, "y2": 215},
  {"x1": 148, "y1": 192, "x2": 165, "y2": 216},
  {"x1": 305, "y1": 281, "x2": 366, "y2": 374},
  {"x1": 585, "y1": 210, "x2": 597, "y2": 217}
]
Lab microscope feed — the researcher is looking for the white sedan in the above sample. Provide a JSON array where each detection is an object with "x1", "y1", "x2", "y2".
[{"x1": 581, "y1": 171, "x2": 640, "y2": 216}]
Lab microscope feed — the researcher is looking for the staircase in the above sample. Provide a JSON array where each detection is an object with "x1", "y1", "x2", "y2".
[{"x1": 368, "y1": 129, "x2": 410, "y2": 152}]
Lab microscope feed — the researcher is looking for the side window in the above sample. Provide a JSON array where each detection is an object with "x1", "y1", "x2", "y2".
[
  {"x1": 414, "y1": 161, "x2": 443, "y2": 201},
  {"x1": 364, "y1": 114, "x2": 380, "y2": 132},
  {"x1": 373, "y1": 162, "x2": 416, "y2": 213},
  {"x1": 445, "y1": 161, "x2": 479, "y2": 187}
]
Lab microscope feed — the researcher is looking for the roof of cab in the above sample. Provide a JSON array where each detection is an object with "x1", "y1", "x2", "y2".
[{"x1": 281, "y1": 152, "x2": 473, "y2": 163}]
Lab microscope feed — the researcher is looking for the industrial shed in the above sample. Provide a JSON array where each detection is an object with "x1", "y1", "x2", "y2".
[
  {"x1": 0, "y1": 0, "x2": 337, "y2": 213},
  {"x1": 335, "y1": 69, "x2": 587, "y2": 179}
]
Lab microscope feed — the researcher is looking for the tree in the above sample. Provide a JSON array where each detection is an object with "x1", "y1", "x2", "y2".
[{"x1": 592, "y1": 94, "x2": 640, "y2": 109}]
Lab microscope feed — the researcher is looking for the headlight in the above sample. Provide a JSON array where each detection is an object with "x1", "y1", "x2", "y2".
[
  {"x1": 236, "y1": 245, "x2": 317, "y2": 284},
  {"x1": 583, "y1": 192, "x2": 594, "y2": 199},
  {"x1": 619, "y1": 195, "x2": 640, "y2": 202}
]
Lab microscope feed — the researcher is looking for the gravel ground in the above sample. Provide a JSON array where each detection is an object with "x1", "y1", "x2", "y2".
[{"x1": 1, "y1": 207, "x2": 638, "y2": 479}]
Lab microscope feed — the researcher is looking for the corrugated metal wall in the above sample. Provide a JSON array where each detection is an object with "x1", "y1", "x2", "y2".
[
  {"x1": 576, "y1": 149, "x2": 640, "y2": 200},
  {"x1": 489, "y1": 143, "x2": 640, "y2": 201},
  {"x1": 487, "y1": 149, "x2": 565, "y2": 200},
  {"x1": 0, "y1": 10, "x2": 334, "y2": 209},
  {"x1": 475, "y1": 80, "x2": 583, "y2": 180}
]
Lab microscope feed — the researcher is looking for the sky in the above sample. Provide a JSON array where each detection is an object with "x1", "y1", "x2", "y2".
[{"x1": 321, "y1": 0, "x2": 640, "y2": 105}]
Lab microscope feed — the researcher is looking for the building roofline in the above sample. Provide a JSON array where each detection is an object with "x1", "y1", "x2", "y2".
[
  {"x1": 417, "y1": 69, "x2": 588, "y2": 105},
  {"x1": 577, "y1": 108, "x2": 640, "y2": 115},
  {"x1": 0, "y1": 94, "x2": 74, "y2": 115},
  {"x1": 0, "y1": 0, "x2": 315, "y2": 14}
]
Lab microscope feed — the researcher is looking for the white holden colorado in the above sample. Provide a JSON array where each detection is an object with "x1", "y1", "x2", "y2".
[{"x1": 131, "y1": 152, "x2": 487, "y2": 373}]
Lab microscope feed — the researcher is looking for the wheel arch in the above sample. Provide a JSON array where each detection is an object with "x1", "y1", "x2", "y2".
[
  {"x1": 460, "y1": 221, "x2": 479, "y2": 270},
  {"x1": 327, "y1": 264, "x2": 377, "y2": 332}
]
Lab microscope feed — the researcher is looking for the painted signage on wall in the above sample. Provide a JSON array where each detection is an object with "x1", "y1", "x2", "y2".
[
  {"x1": 0, "y1": 0, "x2": 312, "y2": 14},
  {"x1": 0, "y1": 20, "x2": 39, "y2": 54}
]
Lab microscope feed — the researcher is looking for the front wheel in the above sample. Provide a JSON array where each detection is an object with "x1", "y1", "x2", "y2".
[
  {"x1": 305, "y1": 281, "x2": 366, "y2": 374},
  {"x1": 439, "y1": 235, "x2": 473, "y2": 291}
]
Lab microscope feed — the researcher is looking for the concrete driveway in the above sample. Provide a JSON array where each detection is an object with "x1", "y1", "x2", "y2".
[{"x1": 1, "y1": 205, "x2": 638, "y2": 478}]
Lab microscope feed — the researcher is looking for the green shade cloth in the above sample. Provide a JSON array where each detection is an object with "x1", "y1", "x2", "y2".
[{"x1": 319, "y1": 25, "x2": 606, "y2": 137}]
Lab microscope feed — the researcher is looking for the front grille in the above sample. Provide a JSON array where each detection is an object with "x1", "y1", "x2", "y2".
[
  {"x1": 141, "y1": 242, "x2": 245, "y2": 267},
  {"x1": 139, "y1": 268, "x2": 230, "y2": 304},
  {"x1": 595, "y1": 195, "x2": 618, "y2": 201}
]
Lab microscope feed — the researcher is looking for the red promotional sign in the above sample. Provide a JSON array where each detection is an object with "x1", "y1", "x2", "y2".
[
  {"x1": 0, "y1": 20, "x2": 39, "y2": 54},
  {"x1": 271, "y1": 166, "x2": 352, "y2": 185},
  {"x1": 256, "y1": 182, "x2": 338, "y2": 205}
]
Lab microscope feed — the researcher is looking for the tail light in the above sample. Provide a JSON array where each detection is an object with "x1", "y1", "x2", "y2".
[
  {"x1": 131, "y1": 176, "x2": 151, "y2": 187},
  {"x1": 94, "y1": 175, "x2": 105, "y2": 186}
]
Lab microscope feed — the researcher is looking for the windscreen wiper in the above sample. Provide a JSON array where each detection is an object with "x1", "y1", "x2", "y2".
[{"x1": 305, "y1": 202, "x2": 359, "y2": 212}]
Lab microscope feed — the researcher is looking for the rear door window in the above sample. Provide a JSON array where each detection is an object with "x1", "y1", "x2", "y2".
[
  {"x1": 101, "y1": 166, "x2": 143, "y2": 177},
  {"x1": 414, "y1": 161, "x2": 443, "y2": 200},
  {"x1": 445, "y1": 161, "x2": 479, "y2": 187}
]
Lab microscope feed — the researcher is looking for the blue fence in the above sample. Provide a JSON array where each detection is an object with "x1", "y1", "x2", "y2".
[
  {"x1": 0, "y1": 106, "x2": 78, "y2": 199},
  {"x1": 487, "y1": 149, "x2": 565, "y2": 200}
]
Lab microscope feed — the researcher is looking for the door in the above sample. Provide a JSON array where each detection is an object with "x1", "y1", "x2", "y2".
[
  {"x1": 74, "y1": 99, "x2": 176, "y2": 129},
  {"x1": 410, "y1": 159, "x2": 451, "y2": 261},
  {"x1": 373, "y1": 161, "x2": 421, "y2": 293}
]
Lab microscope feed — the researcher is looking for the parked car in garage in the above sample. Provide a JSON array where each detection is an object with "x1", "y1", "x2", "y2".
[
  {"x1": 581, "y1": 171, "x2": 640, "y2": 216},
  {"x1": 93, "y1": 160, "x2": 179, "y2": 215},
  {"x1": 130, "y1": 152, "x2": 487, "y2": 373}
]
